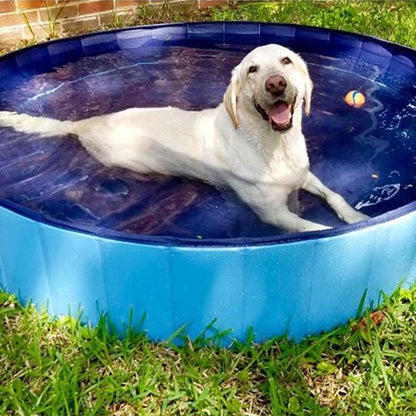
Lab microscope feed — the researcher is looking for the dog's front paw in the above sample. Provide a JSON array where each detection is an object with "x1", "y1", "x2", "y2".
[
  {"x1": 298, "y1": 222, "x2": 332, "y2": 232},
  {"x1": 343, "y1": 209, "x2": 369, "y2": 224}
]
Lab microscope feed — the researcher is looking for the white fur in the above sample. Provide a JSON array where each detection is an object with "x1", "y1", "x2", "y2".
[{"x1": 0, "y1": 44, "x2": 368, "y2": 232}]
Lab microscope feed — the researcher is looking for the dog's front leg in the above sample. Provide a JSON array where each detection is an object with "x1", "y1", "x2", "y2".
[
  {"x1": 233, "y1": 184, "x2": 330, "y2": 233},
  {"x1": 301, "y1": 172, "x2": 369, "y2": 224},
  {"x1": 257, "y1": 205, "x2": 331, "y2": 233}
]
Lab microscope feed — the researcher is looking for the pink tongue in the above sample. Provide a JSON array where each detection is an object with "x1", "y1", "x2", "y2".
[{"x1": 266, "y1": 102, "x2": 290, "y2": 125}]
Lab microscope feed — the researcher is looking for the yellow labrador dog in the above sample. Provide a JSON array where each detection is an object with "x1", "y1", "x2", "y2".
[{"x1": 0, "y1": 44, "x2": 368, "y2": 232}]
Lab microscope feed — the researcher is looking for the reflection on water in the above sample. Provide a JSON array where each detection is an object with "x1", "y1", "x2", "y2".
[
  {"x1": 0, "y1": 45, "x2": 415, "y2": 239},
  {"x1": 356, "y1": 184, "x2": 401, "y2": 210}
]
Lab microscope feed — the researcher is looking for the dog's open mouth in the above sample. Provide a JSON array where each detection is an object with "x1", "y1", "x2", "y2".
[{"x1": 255, "y1": 100, "x2": 294, "y2": 132}]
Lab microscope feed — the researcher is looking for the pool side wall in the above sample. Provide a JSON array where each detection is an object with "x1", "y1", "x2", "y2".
[{"x1": 1, "y1": 205, "x2": 415, "y2": 341}]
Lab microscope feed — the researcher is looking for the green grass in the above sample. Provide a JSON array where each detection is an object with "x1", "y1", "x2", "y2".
[
  {"x1": 2, "y1": 287, "x2": 416, "y2": 415},
  {"x1": 129, "y1": 0, "x2": 416, "y2": 49},
  {"x1": 126, "y1": 0, "x2": 416, "y2": 49},
  {"x1": 211, "y1": 1, "x2": 416, "y2": 48}
]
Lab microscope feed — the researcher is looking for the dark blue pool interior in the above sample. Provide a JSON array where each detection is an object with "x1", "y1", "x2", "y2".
[{"x1": 0, "y1": 23, "x2": 415, "y2": 242}]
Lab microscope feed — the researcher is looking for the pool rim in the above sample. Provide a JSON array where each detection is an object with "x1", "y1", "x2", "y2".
[{"x1": 0, "y1": 21, "x2": 415, "y2": 248}]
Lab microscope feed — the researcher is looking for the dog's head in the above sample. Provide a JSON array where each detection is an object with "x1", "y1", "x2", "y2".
[{"x1": 223, "y1": 44, "x2": 313, "y2": 131}]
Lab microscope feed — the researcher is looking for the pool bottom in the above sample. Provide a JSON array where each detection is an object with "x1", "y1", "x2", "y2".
[{"x1": 0, "y1": 43, "x2": 414, "y2": 242}]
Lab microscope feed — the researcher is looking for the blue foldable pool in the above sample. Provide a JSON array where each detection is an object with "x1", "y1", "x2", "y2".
[{"x1": 0, "y1": 22, "x2": 415, "y2": 342}]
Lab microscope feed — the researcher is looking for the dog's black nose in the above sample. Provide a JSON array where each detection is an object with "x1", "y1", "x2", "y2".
[{"x1": 265, "y1": 75, "x2": 287, "y2": 95}]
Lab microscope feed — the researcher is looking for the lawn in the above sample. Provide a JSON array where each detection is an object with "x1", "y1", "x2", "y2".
[
  {"x1": 2, "y1": 288, "x2": 416, "y2": 415},
  {"x1": 212, "y1": 0, "x2": 416, "y2": 49},
  {"x1": 1, "y1": 1, "x2": 416, "y2": 415}
]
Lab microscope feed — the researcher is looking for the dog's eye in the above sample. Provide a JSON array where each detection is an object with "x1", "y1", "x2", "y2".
[
  {"x1": 281, "y1": 57, "x2": 292, "y2": 65},
  {"x1": 248, "y1": 65, "x2": 258, "y2": 74}
]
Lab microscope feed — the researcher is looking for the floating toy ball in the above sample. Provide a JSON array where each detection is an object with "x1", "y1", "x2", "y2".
[{"x1": 345, "y1": 90, "x2": 366, "y2": 108}]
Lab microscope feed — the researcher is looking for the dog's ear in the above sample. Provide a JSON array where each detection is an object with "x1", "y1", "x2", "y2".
[
  {"x1": 223, "y1": 68, "x2": 240, "y2": 129},
  {"x1": 303, "y1": 77, "x2": 313, "y2": 116},
  {"x1": 296, "y1": 54, "x2": 313, "y2": 115}
]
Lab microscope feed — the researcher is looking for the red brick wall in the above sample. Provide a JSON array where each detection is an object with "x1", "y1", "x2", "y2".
[{"x1": 0, "y1": 0, "x2": 230, "y2": 44}]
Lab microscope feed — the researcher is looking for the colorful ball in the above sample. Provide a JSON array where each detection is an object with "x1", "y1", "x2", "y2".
[{"x1": 345, "y1": 90, "x2": 366, "y2": 108}]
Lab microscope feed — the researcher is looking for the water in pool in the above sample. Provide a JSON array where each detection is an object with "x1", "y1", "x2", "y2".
[{"x1": 0, "y1": 44, "x2": 415, "y2": 240}]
